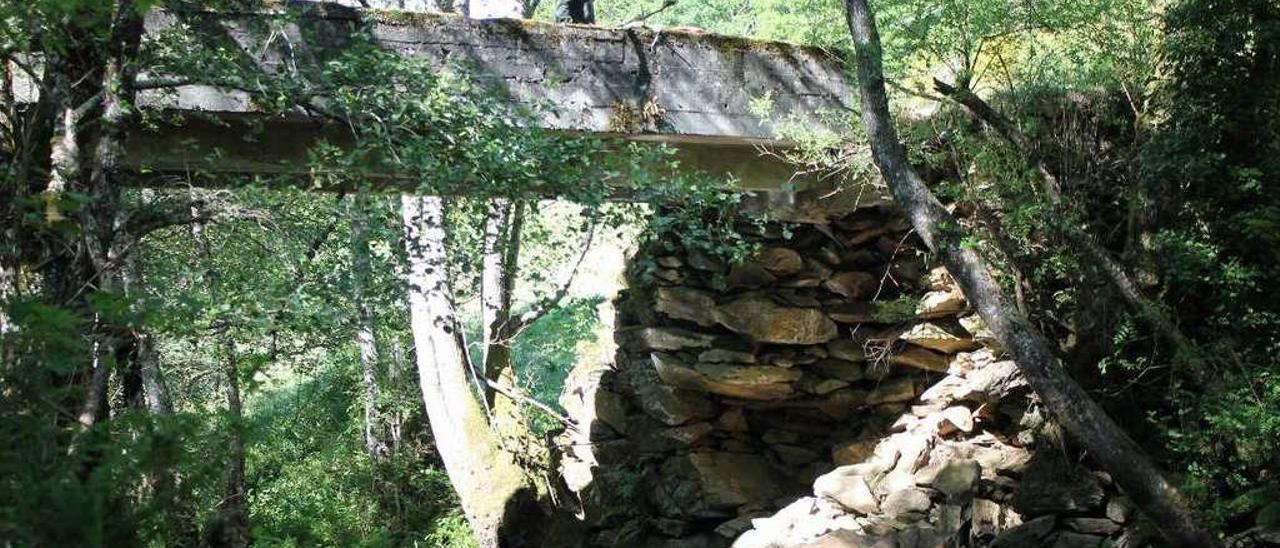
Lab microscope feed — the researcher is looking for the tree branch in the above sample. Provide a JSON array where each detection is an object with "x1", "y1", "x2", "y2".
[
  {"x1": 932, "y1": 77, "x2": 1210, "y2": 382},
  {"x1": 503, "y1": 213, "x2": 598, "y2": 336},
  {"x1": 484, "y1": 378, "x2": 578, "y2": 432},
  {"x1": 621, "y1": 0, "x2": 678, "y2": 27}
]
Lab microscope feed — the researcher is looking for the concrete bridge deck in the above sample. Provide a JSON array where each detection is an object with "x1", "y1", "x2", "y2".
[{"x1": 17, "y1": 5, "x2": 858, "y2": 190}]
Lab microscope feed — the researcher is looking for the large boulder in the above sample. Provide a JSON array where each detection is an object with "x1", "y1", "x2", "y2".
[
  {"x1": 880, "y1": 488, "x2": 933, "y2": 520},
  {"x1": 633, "y1": 382, "x2": 717, "y2": 426},
  {"x1": 760, "y1": 247, "x2": 805, "y2": 276},
  {"x1": 726, "y1": 263, "x2": 777, "y2": 289},
  {"x1": 889, "y1": 346, "x2": 951, "y2": 372},
  {"x1": 714, "y1": 297, "x2": 838, "y2": 344},
  {"x1": 900, "y1": 322, "x2": 981, "y2": 353},
  {"x1": 865, "y1": 377, "x2": 916, "y2": 405},
  {"x1": 824, "y1": 271, "x2": 878, "y2": 299},
  {"x1": 734, "y1": 497, "x2": 860, "y2": 548},
  {"x1": 826, "y1": 302, "x2": 878, "y2": 324},
  {"x1": 814, "y1": 467, "x2": 880, "y2": 515},
  {"x1": 916, "y1": 288, "x2": 967, "y2": 319},
  {"x1": 826, "y1": 339, "x2": 867, "y2": 362},
  {"x1": 812, "y1": 358, "x2": 865, "y2": 382},
  {"x1": 965, "y1": 435, "x2": 1033, "y2": 478},
  {"x1": 698, "y1": 348, "x2": 757, "y2": 363},
  {"x1": 917, "y1": 458, "x2": 980, "y2": 498}
]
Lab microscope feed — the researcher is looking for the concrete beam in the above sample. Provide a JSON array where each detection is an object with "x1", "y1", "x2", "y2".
[
  {"x1": 128, "y1": 6, "x2": 853, "y2": 189},
  {"x1": 141, "y1": 6, "x2": 852, "y2": 142}
]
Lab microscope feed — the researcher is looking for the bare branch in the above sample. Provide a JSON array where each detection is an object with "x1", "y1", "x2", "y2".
[
  {"x1": 484, "y1": 378, "x2": 578, "y2": 432},
  {"x1": 504, "y1": 212, "x2": 599, "y2": 336}
]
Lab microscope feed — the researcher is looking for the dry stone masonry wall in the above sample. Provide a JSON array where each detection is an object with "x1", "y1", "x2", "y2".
[{"x1": 557, "y1": 206, "x2": 1152, "y2": 548}]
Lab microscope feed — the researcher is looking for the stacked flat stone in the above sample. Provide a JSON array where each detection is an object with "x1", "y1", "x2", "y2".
[
  {"x1": 557, "y1": 207, "x2": 948, "y2": 546},
  {"x1": 557, "y1": 206, "x2": 1148, "y2": 547}
]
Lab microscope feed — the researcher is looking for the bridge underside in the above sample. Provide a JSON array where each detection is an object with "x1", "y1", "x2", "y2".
[{"x1": 125, "y1": 117, "x2": 820, "y2": 193}]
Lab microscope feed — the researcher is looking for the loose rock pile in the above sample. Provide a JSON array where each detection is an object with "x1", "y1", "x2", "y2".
[
  {"x1": 557, "y1": 206, "x2": 1151, "y2": 547},
  {"x1": 733, "y1": 345, "x2": 1151, "y2": 548}
]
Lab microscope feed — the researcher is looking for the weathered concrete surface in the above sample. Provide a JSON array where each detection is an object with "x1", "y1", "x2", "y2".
[
  {"x1": 12, "y1": 3, "x2": 855, "y2": 189},
  {"x1": 138, "y1": 6, "x2": 851, "y2": 143}
]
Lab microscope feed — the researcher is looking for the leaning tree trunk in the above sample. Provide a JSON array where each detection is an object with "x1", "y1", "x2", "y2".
[
  {"x1": 400, "y1": 194, "x2": 534, "y2": 548},
  {"x1": 842, "y1": 1, "x2": 1218, "y2": 546}
]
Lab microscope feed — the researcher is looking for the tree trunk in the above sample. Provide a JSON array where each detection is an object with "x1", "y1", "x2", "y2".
[
  {"x1": 388, "y1": 337, "x2": 407, "y2": 452},
  {"x1": 480, "y1": 198, "x2": 517, "y2": 406},
  {"x1": 401, "y1": 194, "x2": 535, "y2": 548},
  {"x1": 136, "y1": 330, "x2": 202, "y2": 545},
  {"x1": 0, "y1": 235, "x2": 15, "y2": 340},
  {"x1": 842, "y1": 1, "x2": 1218, "y2": 546},
  {"x1": 204, "y1": 341, "x2": 251, "y2": 548},
  {"x1": 73, "y1": 340, "x2": 113, "y2": 434},
  {"x1": 191, "y1": 201, "x2": 251, "y2": 548},
  {"x1": 66, "y1": 0, "x2": 145, "y2": 459},
  {"x1": 137, "y1": 332, "x2": 173, "y2": 415},
  {"x1": 480, "y1": 200, "x2": 537, "y2": 443},
  {"x1": 0, "y1": 56, "x2": 16, "y2": 344},
  {"x1": 351, "y1": 193, "x2": 388, "y2": 461}
]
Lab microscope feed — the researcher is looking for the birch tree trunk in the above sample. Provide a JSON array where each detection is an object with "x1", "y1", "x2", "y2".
[
  {"x1": 480, "y1": 198, "x2": 517, "y2": 407},
  {"x1": 136, "y1": 333, "x2": 173, "y2": 415},
  {"x1": 0, "y1": 230, "x2": 15, "y2": 342},
  {"x1": 388, "y1": 338, "x2": 407, "y2": 452},
  {"x1": 350, "y1": 193, "x2": 388, "y2": 461},
  {"x1": 401, "y1": 194, "x2": 534, "y2": 548},
  {"x1": 842, "y1": 2, "x2": 1217, "y2": 546},
  {"x1": 205, "y1": 341, "x2": 251, "y2": 548},
  {"x1": 479, "y1": 199, "x2": 539, "y2": 447}
]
